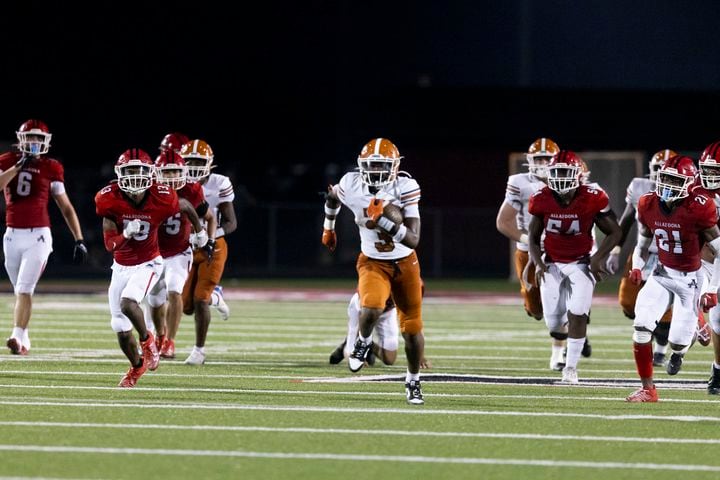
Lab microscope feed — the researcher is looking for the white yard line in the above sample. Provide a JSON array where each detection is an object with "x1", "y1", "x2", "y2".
[{"x1": 0, "y1": 445, "x2": 716, "y2": 471}]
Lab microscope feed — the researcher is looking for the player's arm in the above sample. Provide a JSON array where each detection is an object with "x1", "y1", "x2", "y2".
[
  {"x1": 322, "y1": 185, "x2": 341, "y2": 252},
  {"x1": 102, "y1": 217, "x2": 127, "y2": 252},
  {"x1": 201, "y1": 203, "x2": 217, "y2": 240},
  {"x1": 527, "y1": 214, "x2": 546, "y2": 278},
  {"x1": 496, "y1": 200, "x2": 527, "y2": 244},
  {"x1": 179, "y1": 197, "x2": 202, "y2": 233},
  {"x1": 391, "y1": 217, "x2": 420, "y2": 249},
  {"x1": 0, "y1": 161, "x2": 26, "y2": 190},
  {"x1": 701, "y1": 225, "x2": 720, "y2": 310},
  {"x1": 616, "y1": 202, "x2": 637, "y2": 248},
  {"x1": 627, "y1": 221, "x2": 653, "y2": 284},
  {"x1": 53, "y1": 192, "x2": 84, "y2": 242},
  {"x1": 218, "y1": 201, "x2": 237, "y2": 235},
  {"x1": 590, "y1": 210, "x2": 622, "y2": 279}
]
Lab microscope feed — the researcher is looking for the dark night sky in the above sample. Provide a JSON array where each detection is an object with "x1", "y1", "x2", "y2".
[{"x1": 3, "y1": 1, "x2": 720, "y2": 201}]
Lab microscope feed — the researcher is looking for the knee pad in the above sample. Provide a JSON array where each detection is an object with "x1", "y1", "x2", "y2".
[
  {"x1": 401, "y1": 317, "x2": 423, "y2": 335},
  {"x1": 550, "y1": 331, "x2": 568, "y2": 341},
  {"x1": 632, "y1": 329, "x2": 652, "y2": 344}
]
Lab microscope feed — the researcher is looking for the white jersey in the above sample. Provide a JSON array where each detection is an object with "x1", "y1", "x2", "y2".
[
  {"x1": 200, "y1": 173, "x2": 234, "y2": 238},
  {"x1": 335, "y1": 172, "x2": 420, "y2": 260},
  {"x1": 625, "y1": 177, "x2": 658, "y2": 254},
  {"x1": 504, "y1": 172, "x2": 545, "y2": 252}
]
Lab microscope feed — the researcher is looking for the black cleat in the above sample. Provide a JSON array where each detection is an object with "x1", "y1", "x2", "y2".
[
  {"x1": 328, "y1": 339, "x2": 346, "y2": 365},
  {"x1": 652, "y1": 352, "x2": 666, "y2": 367},
  {"x1": 709, "y1": 366, "x2": 720, "y2": 395},
  {"x1": 666, "y1": 353, "x2": 683, "y2": 376},
  {"x1": 348, "y1": 338, "x2": 372, "y2": 373},
  {"x1": 366, "y1": 346, "x2": 376, "y2": 366},
  {"x1": 405, "y1": 380, "x2": 424, "y2": 405},
  {"x1": 581, "y1": 338, "x2": 592, "y2": 358}
]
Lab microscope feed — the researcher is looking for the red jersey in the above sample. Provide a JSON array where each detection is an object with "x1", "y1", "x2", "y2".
[
  {"x1": 529, "y1": 184, "x2": 610, "y2": 263},
  {"x1": 95, "y1": 182, "x2": 179, "y2": 266},
  {"x1": 0, "y1": 152, "x2": 64, "y2": 228},
  {"x1": 637, "y1": 189, "x2": 717, "y2": 271},
  {"x1": 158, "y1": 182, "x2": 205, "y2": 257}
]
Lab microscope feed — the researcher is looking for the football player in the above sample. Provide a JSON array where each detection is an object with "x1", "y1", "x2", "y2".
[
  {"x1": 159, "y1": 132, "x2": 190, "y2": 155},
  {"x1": 606, "y1": 150, "x2": 682, "y2": 366},
  {"x1": 0, "y1": 119, "x2": 87, "y2": 356},
  {"x1": 180, "y1": 139, "x2": 236, "y2": 365},
  {"x1": 95, "y1": 148, "x2": 179, "y2": 387},
  {"x1": 528, "y1": 150, "x2": 621, "y2": 384},
  {"x1": 146, "y1": 151, "x2": 216, "y2": 359},
  {"x1": 321, "y1": 137, "x2": 426, "y2": 405},
  {"x1": 626, "y1": 155, "x2": 720, "y2": 402}
]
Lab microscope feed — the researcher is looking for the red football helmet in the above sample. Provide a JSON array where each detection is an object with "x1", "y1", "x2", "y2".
[
  {"x1": 160, "y1": 132, "x2": 190, "y2": 153},
  {"x1": 649, "y1": 149, "x2": 677, "y2": 183},
  {"x1": 115, "y1": 148, "x2": 154, "y2": 194},
  {"x1": 656, "y1": 154, "x2": 697, "y2": 201},
  {"x1": 547, "y1": 150, "x2": 583, "y2": 193},
  {"x1": 155, "y1": 151, "x2": 187, "y2": 190},
  {"x1": 357, "y1": 138, "x2": 402, "y2": 187},
  {"x1": 16, "y1": 119, "x2": 52, "y2": 155},
  {"x1": 525, "y1": 137, "x2": 560, "y2": 180},
  {"x1": 699, "y1": 142, "x2": 720, "y2": 190}
]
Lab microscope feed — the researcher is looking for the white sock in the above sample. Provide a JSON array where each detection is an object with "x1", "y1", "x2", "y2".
[
  {"x1": 654, "y1": 343, "x2": 668, "y2": 355},
  {"x1": 565, "y1": 337, "x2": 585, "y2": 369},
  {"x1": 11, "y1": 327, "x2": 24, "y2": 340},
  {"x1": 193, "y1": 346, "x2": 205, "y2": 354},
  {"x1": 406, "y1": 370, "x2": 420, "y2": 383},
  {"x1": 359, "y1": 334, "x2": 372, "y2": 345},
  {"x1": 551, "y1": 344, "x2": 565, "y2": 360},
  {"x1": 21, "y1": 329, "x2": 31, "y2": 350}
]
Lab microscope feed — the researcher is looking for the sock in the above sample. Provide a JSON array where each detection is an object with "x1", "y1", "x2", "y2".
[
  {"x1": 210, "y1": 291, "x2": 220, "y2": 307},
  {"x1": 551, "y1": 344, "x2": 565, "y2": 360},
  {"x1": 193, "y1": 346, "x2": 205, "y2": 354},
  {"x1": 359, "y1": 334, "x2": 372, "y2": 345},
  {"x1": 565, "y1": 337, "x2": 585, "y2": 369},
  {"x1": 21, "y1": 329, "x2": 30, "y2": 350},
  {"x1": 633, "y1": 342, "x2": 653, "y2": 379},
  {"x1": 406, "y1": 370, "x2": 420, "y2": 383},
  {"x1": 654, "y1": 343, "x2": 668, "y2": 355},
  {"x1": 11, "y1": 327, "x2": 23, "y2": 340}
]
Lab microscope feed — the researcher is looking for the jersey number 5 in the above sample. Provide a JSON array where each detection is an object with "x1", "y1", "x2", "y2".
[
  {"x1": 546, "y1": 218, "x2": 580, "y2": 234},
  {"x1": 654, "y1": 228, "x2": 682, "y2": 254}
]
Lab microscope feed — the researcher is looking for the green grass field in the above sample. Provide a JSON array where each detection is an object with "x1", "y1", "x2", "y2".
[{"x1": 0, "y1": 291, "x2": 719, "y2": 479}]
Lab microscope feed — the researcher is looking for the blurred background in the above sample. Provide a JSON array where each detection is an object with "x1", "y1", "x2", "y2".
[{"x1": 2, "y1": 1, "x2": 720, "y2": 281}]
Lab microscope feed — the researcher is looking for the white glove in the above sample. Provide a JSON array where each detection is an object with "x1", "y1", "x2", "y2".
[
  {"x1": 606, "y1": 252, "x2": 620, "y2": 275},
  {"x1": 189, "y1": 229, "x2": 209, "y2": 248},
  {"x1": 123, "y1": 219, "x2": 142, "y2": 239}
]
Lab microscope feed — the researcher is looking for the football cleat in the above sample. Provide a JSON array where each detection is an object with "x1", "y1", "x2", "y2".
[
  {"x1": 709, "y1": 366, "x2": 720, "y2": 395},
  {"x1": 652, "y1": 352, "x2": 666, "y2": 367},
  {"x1": 184, "y1": 349, "x2": 206, "y2": 365},
  {"x1": 405, "y1": 380, "x2": 425, "y2": 405},
  {"x1": 348, "y1": 338, "x2": 372, "y2": 373},
  {"x1": 6, "y1": 337, "x2": 27, "y2": 356},
  {"x1": 581, "y1": 338, "x2": 592, "y2": 358},
  {"x1": 697, "y1": 314, "x2": 711, "y2": 347},
  {"x1": 212, "y1": 286, "x2": 230, "y2": 321},
  {"x1": 560, "y1": 366, "x2": 578, "y2": 384},
  {"x1": 140, "y1": 332, "x2": 160, "y2": 371},
  {"x1": 118, "y1": 361, "x2": 148, "y2": 388},
  {"x1": 666, "y1": 353, "x2": 683, "y2": 375},
  {"x1": 626, "y1": 386, "x2": 658, "y2": 403},
  {"x1": 160, "y1": 338, "x2": 175, "y2": 359},
  {"x1": 155, "y1": 334, "x2": 166, "y2": 351},
  {"x1": 328, "y1": 339, "x2": 346, "y2": 365}
]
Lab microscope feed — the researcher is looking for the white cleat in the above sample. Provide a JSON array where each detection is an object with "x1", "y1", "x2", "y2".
[
  {"x1": 561, "y1": 366, "x2": 579, "y2": 384},
  {"x1": 184, "y1": 349, "x2": 206, "y2": 365},
  {"x1": 213, "y1": 286, "x2": 230, "y2": 321}
]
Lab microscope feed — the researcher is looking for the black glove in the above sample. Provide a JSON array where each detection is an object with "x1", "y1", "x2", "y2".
[
  {"x1": 73, "y1": 240, "x2": 88, "y2": 264},
  {"x1": 202, "y1": 238, "x2": 216, "y2": 263},
  {"x1": 15, "y1": 153, "x2": 34, "y2": 170}
]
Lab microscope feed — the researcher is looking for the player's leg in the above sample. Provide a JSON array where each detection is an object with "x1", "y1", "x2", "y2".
[
  {"x1": 514, "y1": 250, "x2": 542, "y2": 320},
  {"x1": 146, "y1": 271, "x2": 168, "y2": 347},
  {"x1": 108, "y1": 266, "x2": 147, "y2": 387},
  {"x1": 665, "y1": 270, "x2": 703, "y2": 376},
  {"x1": 562, "y1": 263, "x2": 595, "y2": 383},
  {"x1": 158, "y1": 250, "x2": 192, "y2": 359},
  {"x1": 329, "y1": 293, "x2": 360, "y2": 364},
  {"x1": 351, "y1": 254, "x2": 390, "y2": 372},
  {"x1": 540, "y1": 263, "x2": 568, "y2": 371},
  {"x1": 373, "y1": 303, "x2": 399, "y2": 366}
]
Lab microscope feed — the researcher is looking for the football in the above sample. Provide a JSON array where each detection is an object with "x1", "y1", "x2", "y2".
[{"x1": 365, "y1": 202, "x2": 404, "y2": 229}]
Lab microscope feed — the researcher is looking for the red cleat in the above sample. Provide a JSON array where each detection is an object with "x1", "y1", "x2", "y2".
[
  {"x1": 160, "y1": 338, "x2": 175, "y2": 359},
  {"x1": 6, "y1": 337, "x2": 27, "y2": 355},
  {"x1": 697, "y1": 312, "x2": 711, "y2": 347},
  {"x1": 626, "y1": 386, "x2": 658, "y2": 403},
  {"x1": 155, "y1": 334, "x2": 166, "y2": 351},
  {"x1": 118, "y1": 361, "x2": 148, "y2": 388},
  {"x1": 140, "y1": 332, "x2": 160, "y2": 371}
]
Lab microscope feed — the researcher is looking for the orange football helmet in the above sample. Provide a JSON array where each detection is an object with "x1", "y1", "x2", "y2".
[
  {"x1": 525, "y1": 138, "x2": 559, "y2": 179},
  {"x1": 180, "y1": 139, "x2": 214, "y2": 181},
  {"x1": 357, "y1": 138, "x2": 402, "y2": 187},
  {"x1": 649, "y1": 149, "x2": 677, "y2": 183}
]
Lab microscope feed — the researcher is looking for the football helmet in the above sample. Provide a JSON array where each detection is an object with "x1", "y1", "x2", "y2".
[
  {"x1": 547, "y1": 150, "x2": 583, "y2": 194},
  {"x1": 649, "y1": 149, "x2": 677, "y2": 183},
  {"x1": 656, "y1": 154, "x2": 696, "y2": 202},
  {"x1": 525, "y1": 138, "x2": 559, "y2": 180},
  {"x1": 155, "y1": 150, "x2": 187, "y2": 190},
  {"x1": 357, "y1": 138, "x2": 402, "y2": 187},
  {"x1": 160, "y1": 132, "x2": 190, "y2": 154},
  {"x1": 699, "y1": 142, "x2": 720, "y2": 190},
  {"x1": 180, "y1": 139, "x2": 214, "y2": 181},
  {"x1": 115, "y1": 148, "x2": 154, "y2": 194},
  {"x1": 16, "y1": 119, "x2": 52, "y2": 155}
]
